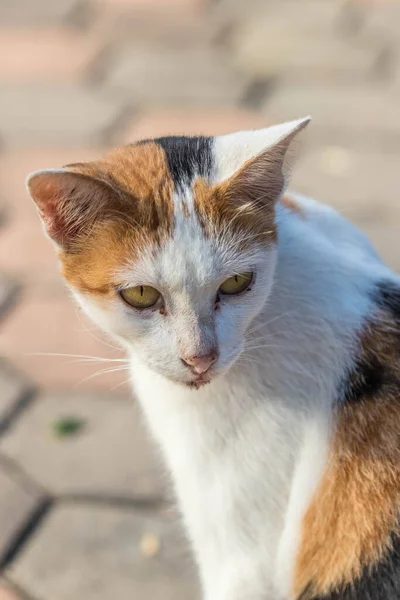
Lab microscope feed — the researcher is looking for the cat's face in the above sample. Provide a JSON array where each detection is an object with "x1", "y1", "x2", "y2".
[{"x1": 27, "y1": 118, "x2": 309, "y2": 388}]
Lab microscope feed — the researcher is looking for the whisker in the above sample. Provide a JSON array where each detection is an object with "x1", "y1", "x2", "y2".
[
  {"x1": 244, "y1": 344, "x2": 286, "y2": 352},
  {"x1": 246, "y1": 311, "x2": 294, "y2": 336},
  {"x1": 74, "y1": 365, "x2": 130, "y2": 388},
  {"x1": 28, "y1": 352, "x2": 128, "y2": 363},
  {"x1": 110, "y1": 377, "x2": 132, "y2": 391}
]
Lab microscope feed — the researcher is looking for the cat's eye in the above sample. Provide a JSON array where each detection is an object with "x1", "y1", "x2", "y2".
[
  {"x1": 120, "y1": 286, "x2": 161, "y2": 309},
  {"x1": 219, "y1": 272, "x2": 253, "y2": 295}
]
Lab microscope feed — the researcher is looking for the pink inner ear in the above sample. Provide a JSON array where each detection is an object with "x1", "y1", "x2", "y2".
[
  {"x1": 29, "y1": 174, "x2": 70, "y2": 244},
  {"x1": 28, "y1": 168, "x2": 121, "y2": 249},
  {"x1": 38, "y1": 202, "x2": 66, "y2": 244}
]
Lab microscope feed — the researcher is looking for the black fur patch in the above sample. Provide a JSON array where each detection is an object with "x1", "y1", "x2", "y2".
[
  {"x1": 342, "y1": 279, "x2": 400, "y2": 404},
  {"x1": 343, "y1": 358, "x2": 386, "y2": 403},
  {"x1": 375, "y1": 279, "x2": 400, "y2": 324},
  {"x1": 305, "y1": 535, "x2": 400, "y2": 600},
  {"x1": 154, "y1": 136, "x2": 213, "y2": 191}
]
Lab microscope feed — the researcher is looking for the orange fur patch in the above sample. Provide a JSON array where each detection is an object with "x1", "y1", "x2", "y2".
[
  {"x1": 295, "y1": 309, "x2": 400, "y2": 598},
  {"x1": 60, "y1": 143, "x2": 174, "y2": 294},
  {"x1": 67, "y1": 142, "x2": 174, "y2": 238},
  {"x1": 193, "y1": 177, "x2": 277, "y2": 249},
  {"x1": 281, "y1": 193, "x2": 304, "y2": 217},
  {"x1": 61, "y1": 222, "x2": 135, "y2": 295}
]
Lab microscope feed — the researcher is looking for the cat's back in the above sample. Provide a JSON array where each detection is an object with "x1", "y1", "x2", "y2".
[{"x1": 279, "y1": 191, "x2": 382, "y2": 267}]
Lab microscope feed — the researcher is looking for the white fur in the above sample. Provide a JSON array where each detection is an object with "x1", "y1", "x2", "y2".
[
  {"x1": 213, "y1": 117, "x2": 311, "y2": 183},
  {"x1": 68, "y1": 121, "x2": 397, "y2": 600}
]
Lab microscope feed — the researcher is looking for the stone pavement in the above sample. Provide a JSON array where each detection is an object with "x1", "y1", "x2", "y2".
[{"x1": 0, "y1": 0, "x2": 399, "y2": 598}]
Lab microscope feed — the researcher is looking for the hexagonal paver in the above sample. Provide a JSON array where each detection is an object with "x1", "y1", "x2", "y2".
[
  {"x1": 359, "y1": 1, "x2": 400, "y2": 48},
  {"x1": 103, "y1": 46, "x2": 248, "y2": 107},
  {"x1": 0, "y1": 361, "x2": 33, "y2": 433},
  {"x1": 0, "y1": 275, "x2": 18, "y2": 322},
  {"x1": 0, "y1": 30, "x2": 100, "y2": 83},
  {"x1": 0, "y1": 581, "x2": 24, "y2": 600},
  {"x1": 0, "y1": 0, "x2": 85, "y2": 27},
  {"x1": 233, "y1": 22, "x2": 387, "y2": 82},
  {"x1": 95, "y1": 0, "x2": 202, "y2": 8},
  {"x1": 293, "y1": 148, "x2": 400, "y2": 223},
  {"x1": 8, "y1": 503, "x2": 200, "y2": 600},
  {"x1": 0, "y1": 468, "x2": 44, "y2": 565},
  {"x1": 0, "y1": 85, "x2": 125, "y2": 148},
  {"x1": 92, "y1": 2, "x2": 211, "y2": 49},
  {"x1": 0, "y1": 289, "x2": 128, "y2": 392},
  {"x1": 265, "y1": 83, "x2": 400, "y2": 150},
  {"x1": 0, "y1": 393, "x2": 165, "y2": 501},
  {"x1": 359, "y1": 222, "x2": 400, "y2": 273}
]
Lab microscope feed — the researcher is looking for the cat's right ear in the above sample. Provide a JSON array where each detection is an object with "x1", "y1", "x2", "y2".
[{"x1": 26, "y1": 169, "x2": 120, "y2": 251}]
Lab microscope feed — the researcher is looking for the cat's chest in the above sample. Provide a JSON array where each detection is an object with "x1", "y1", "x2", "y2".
[{"x1": 136, "y1": 371, "x2": 302, "y2": 530}]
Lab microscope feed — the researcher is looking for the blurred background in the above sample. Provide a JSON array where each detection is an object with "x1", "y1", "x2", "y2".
[{"x1": 0, "y1": 0, "x2": 399, "y2": 598}]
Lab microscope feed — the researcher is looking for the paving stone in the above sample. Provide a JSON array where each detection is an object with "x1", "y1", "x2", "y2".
[
  {"x1": 0, "y1": 467, "x2": 44, "y2": 565},
  {"x1": 233, "y1": 20, "x2": 387, "y2": 82},
  {"x1": 293, "y1": 148, "x2": 400, "y2": 222},
  {"x1": 292, "y1": 146, "x2": 400, "y2": 269},
  {"x1": 0, "y1": 582, "x2": 23, "y2": 600},
  {"x1": 0, "y1": 288, "x2": 128, "y2": 392},
  {"x1": 91, "y1": 5, "x2": 212, "y2": 51},
  {"x1": 213, "y1": 0, "x2": 347, "y2": 43},
  {"x1": 0, "y1": 392, "x2": 165, "y2": 501},
  {"x1": 8, "y1": 503, "x2": 199, "y2": 600},
  {"x1": 360, "y1": 221, "x2": 400, "y2": 272},
  {"x1": 357, "y1": 1, "x2": 400, "y2": 46},
  {"x1": 0, "y1": 361, "x2": 32, "y2": 433},
  {"x1": 362, "y1": 221, "x2": 400, "y2": 272},
  {"x1": 0, "y1": 30, "x2": 101, "y2": 83},
  {"x1": 0, "y1": 275, "x2": 18, "y2": 322},
  {"x1": 103, "y1": 46, "x2": 248, "y2": 107},
  {"x1": 0, "y1": 0, "x2": 85, "y2": 27},
  {"x1": 120, "y1": 108, "x2": 269, "y2": 143},
  {"x1": 0, "y1": 85, "x2": 125, "y2": 149},
  {"x1": 0, "y1": 218, "x2": 60, "y2": 284},
  {"x1": 264, "y1": 83, "x2": 400, "y2": 150},
  {"x1": 94, "y1": 0, "x2": 203, "y2": 9}
]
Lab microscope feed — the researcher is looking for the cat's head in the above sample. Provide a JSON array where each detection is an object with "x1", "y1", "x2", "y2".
[{"x1": 27, "y1": 118, "x2": 309, "y2": 388}]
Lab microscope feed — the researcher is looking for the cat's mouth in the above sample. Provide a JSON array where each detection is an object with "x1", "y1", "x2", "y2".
[
  {"x1": 187, "y1": 374, "x2": 212, "y2": 390},
  {"x1": 187, "y1": 372, "x2": 212, "y2": 390}
]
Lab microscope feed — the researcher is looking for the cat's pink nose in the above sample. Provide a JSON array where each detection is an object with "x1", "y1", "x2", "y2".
[{"x1": 181, "y1": 351, "x2": 219, "y2": 374}]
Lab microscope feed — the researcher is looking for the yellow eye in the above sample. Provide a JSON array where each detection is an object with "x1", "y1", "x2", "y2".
[
  {"x1": 120, "y1": 286, "x2": 161, "y2": 309},
  {"x1": 219, "y1": 272, "x2": 253, "y2": 295}
]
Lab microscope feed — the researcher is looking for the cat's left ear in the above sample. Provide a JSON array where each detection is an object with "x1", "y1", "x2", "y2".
[{"x1": 214, "y1": 116, "x2": 311, "y2": 206}]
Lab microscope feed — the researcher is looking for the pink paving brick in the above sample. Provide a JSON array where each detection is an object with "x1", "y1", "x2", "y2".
[
  {"x1": 0, "y1": 585, "x2": 23, "y2": 600},
  {"x1": 0, "y1": 30, "x2": 100, "y2": 82},
  {"x1": 0, "y1": 288, "x2": 128, "y2": 392},
  {"x1": 0, "y1": 217, "x2": 60, "y2": 285},
  {"x1": 94, "y1": 0, "x2": 204, "y2": 9},
  {"x1": 121, "y1": 109, "x2": 269, "y2": 144}
]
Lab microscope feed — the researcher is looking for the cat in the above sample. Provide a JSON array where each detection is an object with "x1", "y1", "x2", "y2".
[{"x1": 27, "y1": 117, "x2": 400, "y2": 600}]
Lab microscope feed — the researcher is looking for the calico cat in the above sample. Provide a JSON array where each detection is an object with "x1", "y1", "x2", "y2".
[{"x1": 27, "y1": 117, "x2": 400, "y2": 600}]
